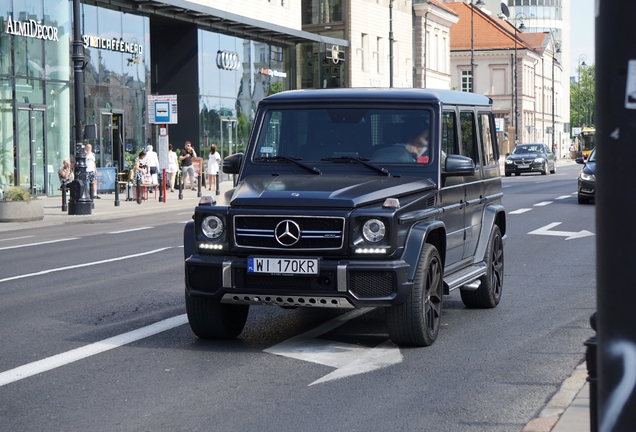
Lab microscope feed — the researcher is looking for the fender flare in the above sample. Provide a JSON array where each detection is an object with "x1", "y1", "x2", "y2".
[
  {"x1": 473, "y1": 204, "x2": 506, "y2": 264},
  {"x1": 401, "y1": 220, "x2": 446, "y2": 281},
  {"x1": 183, "y1": 221, "x2": 196, "y2": 260}
]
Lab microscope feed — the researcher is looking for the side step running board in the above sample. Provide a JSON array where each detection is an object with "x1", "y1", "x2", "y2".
[{"x1": 444, "y1": 263, "x2": 487, "y2": 292}]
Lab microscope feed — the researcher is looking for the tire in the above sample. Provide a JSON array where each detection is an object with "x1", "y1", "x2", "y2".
[
  {"x1": 515, "y1": 173, "x2": 520, "y2": 176},
  {"x1": 541, "y1": 162, "x2": 547, "y2": 175},
  {"x1": 185, "y1": 290, "x2": 249, "y2": 339},
  {"x1": 550, "y1": 162, "x2": 556, "y2": 174},
  {"x1": 386, "y1": 244, "x2": 443, "y2": 347},
  {"x1": 505, "y1": 172, "x2": 511, "y2": 177},
  {"x1": 461, "y1": 225, "x2": 504, "y2": 309},
  {"x1": 578, "y1": 194, "x2": 589, "y2": 205}
]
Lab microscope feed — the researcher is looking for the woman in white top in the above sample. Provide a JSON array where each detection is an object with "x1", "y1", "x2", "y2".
[
  {"x1": 207, "y1": 144, "x2": 221, "y2": 192},
  {"x1": 85, "y1": 143, "x2": 98, "y2": 198},
  {"x1": 167, "y1": 143, "x2": 179, "y2": 192}
]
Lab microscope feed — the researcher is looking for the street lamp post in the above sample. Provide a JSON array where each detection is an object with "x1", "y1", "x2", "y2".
[
  {"x1": 68, "y1": 0, "x2": 92, "y2": 215},
  {"x1": 552, "y1": 42, "x2": 561, "y2": 157},
  {"x1": 577, "y1": 54, "x2": 587, "y2": 155},
  {"x1": 514, "y1": 13, "x2": 526, "y2": 144},
  {"x1": 389, "y1": 0, "x2": 394, "y2": 88},
  {"x1": 470, "y1": 0, "x2": 485, "y2": 93}
]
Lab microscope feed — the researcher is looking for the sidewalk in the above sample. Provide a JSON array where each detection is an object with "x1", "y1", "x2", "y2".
[{"x1": 0, "y1": 180, "x2": 235, "y2": 233}]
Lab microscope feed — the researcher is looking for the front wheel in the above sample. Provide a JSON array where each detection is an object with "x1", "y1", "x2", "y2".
[
  {"x1": 461, "y1": 225, "x2": 504, "y2": 308},
  {"x1": 550, "y1": 162, "x2": 556, "y2": 174},
  {"x1": 185, "y1": 291, "x2": 249, "y2": 339},
  {"x1": 386, "y1": 244, "x2": 443, "y2": 347}
]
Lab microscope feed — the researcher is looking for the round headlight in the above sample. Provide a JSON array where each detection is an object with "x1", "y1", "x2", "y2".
[
  {"x1": 362, "y1": 219, "x2": 386, "y2": 243},
  {"x1": 202, "y1": 215, "x2": 224, "y2": 239}
]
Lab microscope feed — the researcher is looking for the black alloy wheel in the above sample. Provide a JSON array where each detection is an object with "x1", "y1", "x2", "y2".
[
  {"x1": 461, "y1": 225, "x2": 504, "y2": 308},
  {"x1": 386, "y1": 244, "x2": 443, "y2": 346}
]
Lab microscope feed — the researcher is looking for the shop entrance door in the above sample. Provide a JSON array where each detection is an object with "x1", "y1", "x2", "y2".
[
  {"x1": 219, "y1": 116, "x2": 238, "y2": 182},
  {"x1": 16, "y1": 105, "x2": 46, "y2": 195},
  {"x1": 99, "y1": 111, "x2": 124, "y2": 170}
]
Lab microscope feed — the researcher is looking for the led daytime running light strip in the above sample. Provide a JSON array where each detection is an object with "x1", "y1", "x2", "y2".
[
  {"x1": 355, "y1": 248, "x2": 387, "y2": 254},
  {"x1": 199, "y1": 243, "x2": 224, "y2": 250}
]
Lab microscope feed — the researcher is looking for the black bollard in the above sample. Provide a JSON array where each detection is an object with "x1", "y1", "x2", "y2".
[
  {"x1": 197, "y1": 172, "x2": 202, "y2": 198},
  {"x1": 162, "y1": 169, "x2": 167, "y2": 203},
  {"x1": 136, "y1": 182, "x2": 142, "y2": 205},
  {"x1": 61, "y1": 185, "x2": 68, "y2": 211},
  {"x1": 585, "y1": 312, "x2": 598, "y2": 432},
  {"x1": 158, "y1": 170, "x2": 163, "y2": 202},
  {"x1": 178, "y1": 174, "x2": 183, "y2": 200},
  {"x1": 114, "y1": 180, "x2": 120, "y2": 206},
  {"x1": 215, "y1": 172, "x2": 220, "y2": 196}
]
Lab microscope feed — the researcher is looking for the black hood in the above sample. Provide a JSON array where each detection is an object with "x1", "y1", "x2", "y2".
[{"x1": 229, "y1": 174, "x2": 436, "y2": 208}]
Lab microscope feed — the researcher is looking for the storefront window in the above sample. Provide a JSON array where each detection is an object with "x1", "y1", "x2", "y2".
[
  {"x1": 47, "y1": 80, "x2": 70, "y2": 193},
  {"x1": 0, "y1": 77, "x2": 13, "y2": 190}
]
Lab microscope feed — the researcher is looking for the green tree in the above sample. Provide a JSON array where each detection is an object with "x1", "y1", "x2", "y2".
[{"x1": 570, "y1": 63, "x2": 596, "y2": 132}]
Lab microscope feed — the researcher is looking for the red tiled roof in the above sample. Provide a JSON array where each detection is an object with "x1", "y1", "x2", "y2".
[{"x1": 444, "y1": 2, "x2": 536, "y2": 51}]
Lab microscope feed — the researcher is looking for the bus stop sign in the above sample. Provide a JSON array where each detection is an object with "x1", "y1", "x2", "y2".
[{"x1": 148, "y1": 94, "x2": 178, "y2": 124}]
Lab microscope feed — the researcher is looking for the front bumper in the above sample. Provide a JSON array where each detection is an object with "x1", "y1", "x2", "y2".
[
  {"x1": 185, "y1": 254, "x2": 412, "y2": 308},
  {"x1": 505, "y1": 161, "x2": 545, "y2": 174},
  {"x1": 578, "y1": 178, "x2": 595, "y2": 198}
]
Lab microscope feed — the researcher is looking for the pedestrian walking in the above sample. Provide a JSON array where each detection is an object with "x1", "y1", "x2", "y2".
[
  {"x1": 85, "y1": 143, "x2": 99, "y2": 199},
  {"x1": 145, "y1": 144, "x2": 159, "y2": 192},
  {"x1": 167, "y1": 143, "x2": 178, "y2": 192},
  {"x1": 207, "y1": 144, "x2": 221, "y2": 192},
  {"x1": 180, "y1": 141, "x2": 197, "y2": 190}
]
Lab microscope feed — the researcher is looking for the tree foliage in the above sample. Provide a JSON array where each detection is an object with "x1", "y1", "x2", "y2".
[{"x1": 570, "y1": 64, "x2": 595, "y2": 132}]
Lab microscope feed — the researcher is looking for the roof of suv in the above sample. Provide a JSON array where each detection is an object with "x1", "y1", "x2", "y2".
[{"x1": 261, "y1": 88, "x2": 493, "y2": 107}]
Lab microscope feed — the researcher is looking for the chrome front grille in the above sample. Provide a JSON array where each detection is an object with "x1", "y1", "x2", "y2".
[{"x1": 234, "y1": 215, "x2": 345, "y2": 250}]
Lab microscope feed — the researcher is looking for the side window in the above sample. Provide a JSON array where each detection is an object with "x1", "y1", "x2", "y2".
[
  {"x1": 459, "y1": 111, "x2": 479, "y2": 165},
  {"x1": 441, "y1": 111, "x2": 458, "y2": 171},
  {"x1": 478, "y1": 113, "x2": 497, "y2": 166}
]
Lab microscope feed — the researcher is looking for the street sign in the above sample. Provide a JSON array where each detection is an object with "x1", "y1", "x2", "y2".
[
  {"x1": 148, "y1": 94, "x2": 178, "y2": 124},
  {"x1": 572, "y1": 127, "x2": 582, "y2": 137},
  {"x1": 495, "y1": 118, "x2": 504, "y2": 132}
]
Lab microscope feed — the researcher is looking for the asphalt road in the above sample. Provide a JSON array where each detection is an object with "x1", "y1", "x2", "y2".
[{"x1": 0, "y1": 163, "x2": 596, "y2": 431}]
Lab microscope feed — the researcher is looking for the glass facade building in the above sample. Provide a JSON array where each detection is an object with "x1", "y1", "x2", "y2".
[{"x1": 0, "y1": 0, "x2": 346, "y2": 197}]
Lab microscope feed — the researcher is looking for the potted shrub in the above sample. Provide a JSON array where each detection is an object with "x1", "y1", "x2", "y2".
[{"x1": 0, "y1": 186, "x2": 44, "y2": 222}]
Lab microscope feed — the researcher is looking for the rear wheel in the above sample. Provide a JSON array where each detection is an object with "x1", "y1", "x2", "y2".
[
  {"x1": 185, "y1": 291, "x2": 249, "y2": 339},
  {"x1": 386, "y1": 244, "x2": 443, "y2": 347},
  {"x1": 461, "y1": 225, "x2": 504, "y2": 308},
  {"x1": 550, "y1": 161, "x2": 556, "y2": 174},
  {"x1": 541, "y1": 162, "x2": 548, "y2": 175}
]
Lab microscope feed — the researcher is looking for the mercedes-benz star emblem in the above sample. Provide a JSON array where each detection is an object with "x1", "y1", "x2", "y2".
[{"x1": 275, "y1": 220, "x2": 301, "y2": 246}]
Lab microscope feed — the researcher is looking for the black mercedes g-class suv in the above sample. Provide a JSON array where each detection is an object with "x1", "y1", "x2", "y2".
[{"x1": 184, "y1": 88, "x2": 506, "y2": 347}]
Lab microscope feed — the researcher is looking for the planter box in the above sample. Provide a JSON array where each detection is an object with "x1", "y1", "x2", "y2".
[{"x1": 0, "y1": 200, "x2": 44, "y2": 222}]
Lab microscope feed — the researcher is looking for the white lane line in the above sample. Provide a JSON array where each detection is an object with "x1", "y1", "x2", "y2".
[
  {"x1": 509, "y1": 208, "x2": 532, "y2": 214},
  {"x1": 0, "y1": 235, "x2": 35, "y2": 242},
  {"x1": 176, "y1": 212, "x2": 193, "y2": 216},
  {"x1": 108, "y1": 227, "x2": 154, "y2": 234},
  {"x1": 0, "y1": 314, "x2": 188, "y2": 387},
  {"x1": 0, "y1": 238, "x2": 78, "y2": 252},
  {"x1": 534, "y1": 201, "x2": 553, "y2": 206},
  {"x1": 0, "y1": 247, "x2": 171, "y2": 284},
  {"x1": 178, "y1": 221, "x2": 191, "y2": 224},
  {"x1": 555, "y1": 195, "x2": 571, "y2": 200}
]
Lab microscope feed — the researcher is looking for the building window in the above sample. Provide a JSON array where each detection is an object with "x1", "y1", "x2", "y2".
[
  {"x1": 361, "y1": 33, "x2": 367, "y2": 72},
  {"x1": 461, "y1": 70, "x2": 472, "y2": 93}
]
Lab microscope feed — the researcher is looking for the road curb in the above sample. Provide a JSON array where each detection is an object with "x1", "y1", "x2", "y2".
[{"x1": 522, "y1": 362, "x2": 588, "y2": 432}]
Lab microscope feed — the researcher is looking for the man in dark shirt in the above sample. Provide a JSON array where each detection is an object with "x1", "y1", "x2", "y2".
[{"x1": 180, "y1": 141, "x2": 197, "y2": 190}]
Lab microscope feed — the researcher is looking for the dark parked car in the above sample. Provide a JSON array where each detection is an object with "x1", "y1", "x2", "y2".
[
  {"x1": 576, "y1": 147, "x2": 596, "y2": 204},
  {"x1": 184, "y1": 88, "x2": 506, "y2": 347},
  {"x1": 504, "y1": 143, "x2": 556, "y2": 176}
]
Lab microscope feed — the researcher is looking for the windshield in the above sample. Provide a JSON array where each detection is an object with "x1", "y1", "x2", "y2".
[
  {"x1": 511, "y1": 144, "x2": 544, "y2": 155},
  {"x1": 587, "y1": 148, "x2": 596, "y2": 162},
  {"x1": 253, "y1": 107, "x2": 435, "y2": 166}
]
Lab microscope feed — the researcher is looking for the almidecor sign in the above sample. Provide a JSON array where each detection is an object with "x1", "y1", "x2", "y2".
[
  {"x1": 82, "y1": 35, "x2": 143, "y2": 55},
  {"x1": 4, "y1": 16, "x2": 59, "y2": 41}
]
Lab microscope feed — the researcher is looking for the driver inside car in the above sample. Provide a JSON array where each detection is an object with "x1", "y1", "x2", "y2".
[{"x1": 372, "y1": 117, "x2": 430, "y2": 163}]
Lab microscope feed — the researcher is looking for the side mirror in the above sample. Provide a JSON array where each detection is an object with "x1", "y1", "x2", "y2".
[
  {"x1": 223, "y1": 153, "x2": 243, "y2": 174},
  {"x1": 505, "y1": 152, "x2": 510, "y2": 157},
  {"x1": 575, "y1": 157, "x2": 585, "y2": 164},
  {"x1": 443, "y1": 154, "x2": 476, "y2": 177}
]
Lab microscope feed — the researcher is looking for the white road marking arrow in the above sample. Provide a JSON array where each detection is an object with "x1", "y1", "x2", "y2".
[
  {"x1": 264, "y1": 308, "x2": 402, "y2": 386},
  {"x1": 528, "y1": 222, "x2": 594, "y2": 240}
]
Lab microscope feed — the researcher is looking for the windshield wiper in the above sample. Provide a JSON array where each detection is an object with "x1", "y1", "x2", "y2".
[
  {"x1": 254, "y1": 156, "x2": 321, "y2": 175},
  {"x1": 321, "y1": 156, "x2": 391, "y2": 177}
]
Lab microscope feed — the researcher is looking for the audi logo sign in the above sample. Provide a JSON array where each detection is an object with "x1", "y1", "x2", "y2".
[{"x1": 216, "y1": 50, "x2": 240, "y2": 71}]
